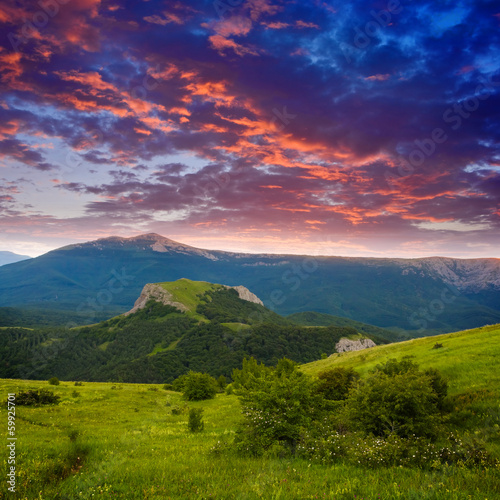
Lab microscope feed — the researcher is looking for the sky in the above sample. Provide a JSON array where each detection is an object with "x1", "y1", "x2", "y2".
[{"x1": 0, "y1": 0, "x2": 499, "y2": 258}]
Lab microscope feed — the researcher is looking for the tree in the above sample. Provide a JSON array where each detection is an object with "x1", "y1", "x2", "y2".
[
  {"x1": 236, "y1": 358, "x2": 324, "y2": 454},
  {"x1": 231, "y1": 357, "x2": 271, "y2": 392},
  {"x1": 316, "y1": 366, "x2": 360, "y2": 400},
  {"x1": 182, "y1": 371, "x2": 218, "y2": 401},
  {"x1": 346, "y1": 358, "x2": 448, "y2": 439}
]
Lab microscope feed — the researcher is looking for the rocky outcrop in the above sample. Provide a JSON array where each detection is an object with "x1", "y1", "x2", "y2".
[
  {"x1": 334, "y1": 338, "x2": 376, "y2": 354},
  {"x1": 124, "y1": 281, "x2": 264, "y2": 316},
  {"x1": 224, "y1": 285, "x2": 263, "y2": 305},
  {"x1": 124, "y1": 283, "x2": 188, "y2": 316}
]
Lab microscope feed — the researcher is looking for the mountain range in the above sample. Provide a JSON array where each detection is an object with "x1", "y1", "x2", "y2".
[{"x1": 0, "y1": 233, "x2": 499, "y2": 334}]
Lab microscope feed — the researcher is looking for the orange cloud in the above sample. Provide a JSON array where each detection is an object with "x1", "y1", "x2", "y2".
[
  {"x1": 0, "y1": 50, "x2": 32, "y2": 91},
  {"x1": 365, "y1": 74, "x2": 390, "y2": 81},
  {"x1": 209, "y1": 34, "x2": 259, "y2": 57},
  {"x1": 0, "y1": 120, "x2": 20, "y2": 140},
  {"x1": 210, "y1": 16, "x2": 253, "y2": 37},
  {"x1": 144, "y1": 11, "x2": 183, "y2": 26},
  {"x1": 264, "y1": 21, "x2": 290, "y2": 29},
  {"x1": 295, "y1": 20, "x2": 320, "y2": 29}
]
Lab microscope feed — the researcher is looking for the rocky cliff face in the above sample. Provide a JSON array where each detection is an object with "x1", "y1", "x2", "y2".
[
  {"x1": 399, "y1": 257, "x2": 500, "y2": 292},
  {"x1": 124, "y1": 283, "x2": 188, "y2": 316},
  {"x1": 224, "y1": 285, "x2": 264, "y2": 305},
  {"x1": 334, "y1": 338, "x2": 377, "y2": 354}
]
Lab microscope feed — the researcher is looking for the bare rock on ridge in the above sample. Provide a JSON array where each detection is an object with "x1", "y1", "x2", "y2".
[
  {"x1": 224, "y1": 285, "x2": 264, "y2": 306},
  {"x1": 334, "y1": 338, "x2": 376, "y2": 354},
  {"x1": 124, "y1": 283, "x2": 188, "y2": 316}
]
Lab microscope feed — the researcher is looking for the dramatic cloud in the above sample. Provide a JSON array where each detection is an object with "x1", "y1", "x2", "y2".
[{"x1": 0, "y1": 0, "x2": 499, "y2": 257}]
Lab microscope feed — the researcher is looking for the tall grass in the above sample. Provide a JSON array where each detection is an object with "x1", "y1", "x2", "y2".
[{"x1": 1, "y1": 374, "x2": 499, "y2": 499}]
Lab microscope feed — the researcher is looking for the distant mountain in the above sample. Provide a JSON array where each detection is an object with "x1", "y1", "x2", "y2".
[
  {"x1": 0, "y1": 279, "x2": 382, "y2": 383},
  {"x1": 0, "y1": 233, "x2": 499, "y2": 334},
  {"x1": 0, "y1": 251, "x2": 31, "y2": 267}
]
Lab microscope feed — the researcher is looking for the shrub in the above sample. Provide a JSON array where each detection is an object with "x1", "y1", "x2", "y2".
[
  {"x1": 15, "y1": 389, "x2": 60, "y2": 406},
  {"x1": 74, "y1": 381, "x2": 83, "y2": 386},
  {"x1": 345, "y1": 359, "x2": 448, "y2": 440},
  {"x1": 236, "y1": 358, "x2": 325, "y2": 455},
  {"x1": 188, "y1": 408, "x2": 204, "y2": 432},
  {"x1": 163, "y1": 383, "x2": 174, "y2": 391},
  {"x1": 48, "y1": 377, "x2": 60, "y2": 386},
  {"x1": 171, "y1": 405, "x2": 188, "y2": 415},
  {"x1": 171, "y1": 374, "x2": 189, "y2": 392},
  {"x1": 316, "y1": 367, "x2": 360, "y2": 401},
  {"x1": 182, "y1": 372, "x2": 218, "y2": 401},
  {"x1": 231, "y1": 357, "x2": 271, "y2": 392},
  {"x1": 374, "y1": 356, "x2": 419, "y2": 376},
  {"x1": 71, "y1": 390, "x2": 80, "y2": 398}
]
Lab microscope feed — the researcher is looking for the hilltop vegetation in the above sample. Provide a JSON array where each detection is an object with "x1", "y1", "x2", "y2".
[{"x1": 0, "y1": 280, "x2": 385, "y2": 383}]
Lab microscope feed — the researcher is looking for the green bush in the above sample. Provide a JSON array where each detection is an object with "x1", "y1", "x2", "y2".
[
  {"x1": 316, "y1": 366, "x2": 360, "y2": 401},
  {"x1": 15, "y1": 389, "x2": 60, "y2": 406},
  {"x1": 182, "y1": 372, "x2": 218, "y2": 401},
  {"x1": 231, "y1": 357, "x2": 271, "y2": 392},
  {"x1": 48, "y1": 377, "x2": 60, "y2": 386},
  {"x1": 345, "y1": 358, "x2": 448, "y2": 440},
  {"x1": 74, "y1": 381, "x2": 83, "y2": 386},
  {"x1": 171, "y1": 404, "x2": 188, "y2": 415},
  {"x1": 171, "y1": 374, "x2": 188, "y2": 392},
  {"x1": 188, "y1": 408, "x2": 204, "y2": 432},
  {"x1": 235, "y1": 358, "x2": 325, "y2": 455}
]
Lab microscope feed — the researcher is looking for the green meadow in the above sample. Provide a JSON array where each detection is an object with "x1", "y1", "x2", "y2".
[{"x1": 1, "y1": 324, "x2": 500, "y2": 499}]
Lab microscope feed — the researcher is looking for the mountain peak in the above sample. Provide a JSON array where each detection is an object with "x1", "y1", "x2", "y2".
[{"x1": 64, "y1": 233, "x2": 222, "y2": 261}]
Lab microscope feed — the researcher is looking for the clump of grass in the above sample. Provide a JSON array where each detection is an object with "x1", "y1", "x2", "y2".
[{"x1": 188, "y1": 408, "x2": 204, "y2": 432}]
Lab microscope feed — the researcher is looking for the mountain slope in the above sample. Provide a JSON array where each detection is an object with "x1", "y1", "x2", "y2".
[
  {"x1": 0, "y1": 279, "x2": 383, "y2": 383},
  {"x1": 0, "y1": 233, "x2": 499, "y2": 334},
  {"x1": 0, "y1": 251, "x2": 31, "y2": 267},
  {"x1": 301, "y1": 323, "x2": 500, "y2": 399}
]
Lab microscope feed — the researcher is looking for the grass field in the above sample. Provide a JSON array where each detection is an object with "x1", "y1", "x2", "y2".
[{"x1": 1, "y1": 324, "x2": 500, "y2": 499}]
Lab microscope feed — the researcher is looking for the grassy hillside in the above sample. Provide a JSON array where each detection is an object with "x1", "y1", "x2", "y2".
[
  {"x1": 1, "y1": 370, "x2": 499, "y2": 499},
  {"x1": 301, "y1": 323, "x2": 500, "y2": 395}
]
